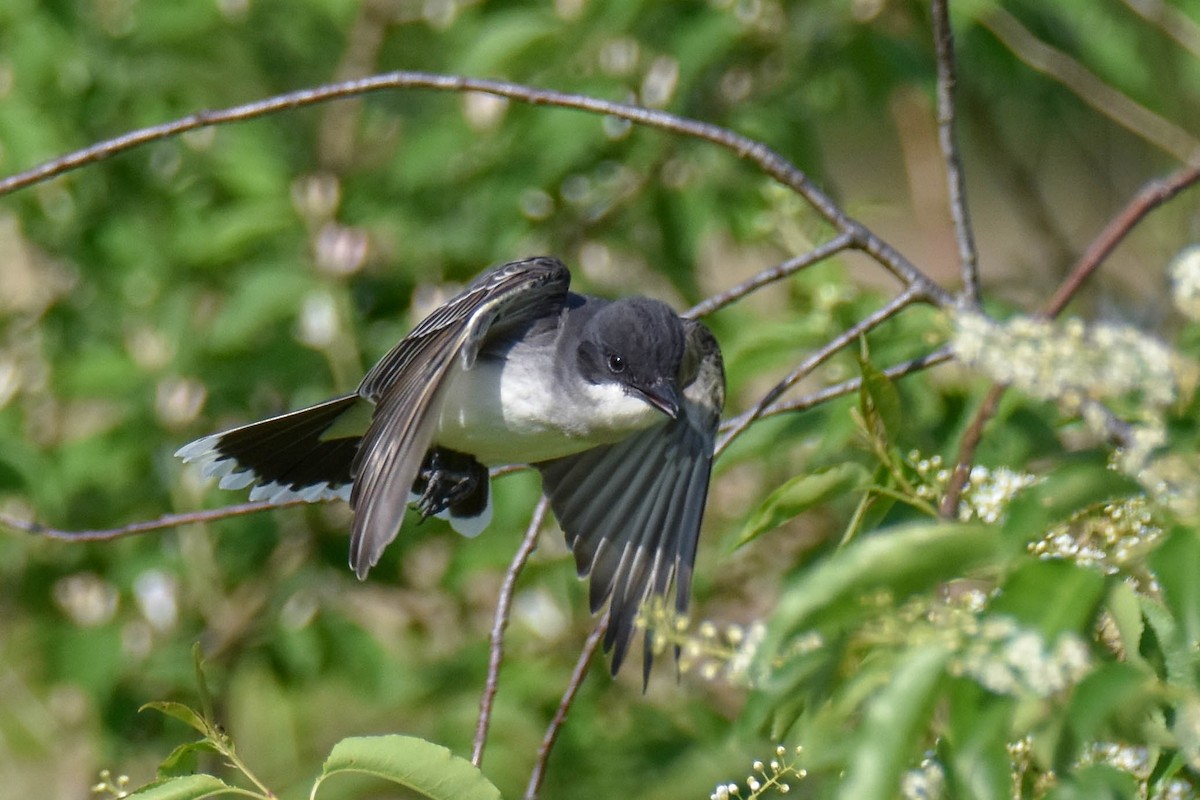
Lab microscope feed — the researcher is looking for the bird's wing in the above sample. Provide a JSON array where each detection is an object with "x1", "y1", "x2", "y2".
[
  {"x1": 536, "y1": 320, "x2": 724, "y2": 680},
  {"x1": 348, "y1": 256, "x2": 570, "y2": 578}
]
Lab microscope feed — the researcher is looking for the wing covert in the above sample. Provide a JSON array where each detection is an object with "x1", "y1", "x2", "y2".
[{"x1": 349, "y1": 257, "x2": 571, "y2": 577}]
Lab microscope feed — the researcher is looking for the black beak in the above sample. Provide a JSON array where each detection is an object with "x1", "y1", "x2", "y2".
[{"x1": 638, "y1": 381, "x2": 681, "y2": 420}]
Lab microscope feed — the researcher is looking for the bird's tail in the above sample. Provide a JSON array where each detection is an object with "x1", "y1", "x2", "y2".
[{"x1": 176, "y1": 394, "x2": 367, "y2": 504}]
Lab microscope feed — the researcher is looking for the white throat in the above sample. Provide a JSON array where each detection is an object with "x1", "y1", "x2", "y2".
[{"x1": 433, "y1": 345, "x2": 665, "y2": 465}]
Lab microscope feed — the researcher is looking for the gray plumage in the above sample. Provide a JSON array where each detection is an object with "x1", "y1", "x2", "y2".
[{"x1": 176, "y1": 256, "x2": 725, "y2": 678}]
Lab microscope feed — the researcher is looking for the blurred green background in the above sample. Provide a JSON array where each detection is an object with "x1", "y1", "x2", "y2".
[{"x1": 0, "y1": 0, "x2": 1197, "y2": 798}]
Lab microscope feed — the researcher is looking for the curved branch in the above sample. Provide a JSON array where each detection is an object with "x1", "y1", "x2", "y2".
[
  {"x1": 940, "y1": 163, "x2": 1200, "y2": 514},
  {"x1": 684, "y1": 233, "x2": 856, "y2": 319},
  {"x1": 0, "y1": 71, "x2": 951, "y2": 306},
  {"x1": 981, "y1": 7, "x2": 1200, "y2": 164},
  {"x1": 931, "y1": 0, "x2": 981, "y2": 303},
  {"x1": 748, "y1": 347, "x2": 954, "y2": 423},
  {"x1": 716, "y1": 285, "x2": 925, "y2": 456},
  {"x1": 525, "y1": 611, "x2": 609, "y2": 800},
  {"x1": 0, "y1": 500, "x2": 304, "y2": 541}
]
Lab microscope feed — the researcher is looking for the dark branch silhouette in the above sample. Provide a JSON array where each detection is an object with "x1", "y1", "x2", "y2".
[{"x1": 931, "y1": 0, "x2": 981, "y2": 304}]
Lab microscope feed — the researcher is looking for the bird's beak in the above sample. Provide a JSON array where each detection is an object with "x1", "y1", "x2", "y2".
[{"x1": 638, "y1": 381, "x2": 681, "y2": 420}]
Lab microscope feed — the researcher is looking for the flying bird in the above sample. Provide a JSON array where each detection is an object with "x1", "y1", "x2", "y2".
[{"x1": 177, "y1": 256, "x2": 725, "y2": 678}]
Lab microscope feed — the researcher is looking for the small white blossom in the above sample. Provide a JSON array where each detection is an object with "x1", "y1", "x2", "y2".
[
  {"x1": 951, "y1": 310, "x2": 1179, "y2": 413},
  {"x1": 1170, "y1": 244, "x2": 1200, "y2": 321}
]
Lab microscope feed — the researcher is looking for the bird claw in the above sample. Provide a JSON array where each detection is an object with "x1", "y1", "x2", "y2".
[{"x1": 413, "y1": 449, "x2": 486, "y2": 520}]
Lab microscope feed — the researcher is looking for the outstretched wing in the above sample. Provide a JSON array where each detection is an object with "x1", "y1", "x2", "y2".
[
  {"x1": 349, "y1": 256, "x2": 571, "y2": 578},
  {"x1": 537, "y1": 320, "x2": 724, "y2": 680}
]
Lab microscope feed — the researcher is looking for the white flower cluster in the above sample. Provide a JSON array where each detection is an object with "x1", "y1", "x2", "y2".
[
  {"x1": 911, "y1": 452, "x2": 1037, "y2": 524},
  {"x1": 901, "y1": 756, "x2": 946, "y2": 800},
  {"x1": 1030, "y1": 497, "x2": 1162, "y2": 574},
  {"x1": 638, "y1": 599, "x2": 769, "y2": 686},
  {"x1": 958, "y1": 465, "x2": 1038, "y2": 524},
  {"x1": 950, "y1": 616, "x2": 1092, "y2": 698},
  {"x1": 952, "y1": 310, "x2": 1178, "y2": 413},
  {"x1": 709, "y1": 745, "x2": 806, "y2": 800},
  {"x1": 1079, "y1": 741, "x2": 1197, "y2": 800},
  {"x1": 952, "y1": 310, "x2": 1200, "y2": 504},
  {"x1": 1171, "y1": 245, "x2": 1200, "y2": 321}
]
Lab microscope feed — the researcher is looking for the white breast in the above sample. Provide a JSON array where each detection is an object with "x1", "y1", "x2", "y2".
[{"x1": 434, "y1": 347, "x2": 663, "y2": 465}]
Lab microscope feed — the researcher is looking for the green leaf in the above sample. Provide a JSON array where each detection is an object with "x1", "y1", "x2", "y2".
[
  {"x1": 141, "y1": 702, "x2": 212, "y2": 738},
  {"x1": 1149, "y1": 527, "x2": 1200, "y2": 653},
  {"x1": 944, "y1": 681, "x2": 1015, "y2": 800},
  {"x1": 737, "y1": 463, "x2": 871, "y2": 547},
  {"x1": 835, "y1": 645, "x2": 951, "y2": 800},
  {"x1": 158, "y1": 740, "x2": 219, "y2": 779},
  {"x1": 758, "y1": 522, "x2": 1009, "y2": 678},
  {"x1": 857, "y1": 346, "x2": 903, "y2": 446},
  {"x1": 312, "y1": 735, "x2": 502, "y2": 800},
  {"x1": 989, "y1": 559, "x2": 1105, "y2": 639},
  {"x1": 769, "y1": 521, "x2": 1005, "y2": 630},
  {"x1": 1043, "y1": 763, "x2": 1139, "y2": 800},
  {"x1": 1067, "y1": 663, "x2": 1153, "y2": 745},
  {"x1": 743, "y1": 642, "x2": 842, "y2": 738},
  {"x1": 1140, "y1": 597, "x2": 1193, "y2": 690},
  {"x1": 193, "y1": 642, "x2": 216, "y2": 724},
  {"x1": 125, "y1": 774, "x2": 241, "y2": 800},
  {"x1": 1105, "y1": 580, "x2": 1148, "y2": 670}
]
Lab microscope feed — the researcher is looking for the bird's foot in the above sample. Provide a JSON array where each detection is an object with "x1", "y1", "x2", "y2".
[{"x1": 413, "y1": 448, "x2": 489, "y2": 520}]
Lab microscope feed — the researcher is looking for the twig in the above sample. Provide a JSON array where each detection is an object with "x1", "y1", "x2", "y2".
[
  {"x1": 938, "y1": 384, "x2": 1005, "y2": 518},
  {"x1": 940, "y1": 163, "x2": 1200, "y2": 514},
  {"x1": 1042, "y1": 164, "x2": 1200, "y2": 317},
  {"x1": 1119, "y1": 0, "x2": 1200, "y2": 60},
  {"x1": 716, "y1": 285, "x2": 924, "y2": 456},
  {"x1": 0, "y1": 500, "x2": 304, "y2": 541},
  {"x1": 473, "y1": 497, "x2": 549, "y2": 767},
  {"x1": 930, "y1": 0, "x2": 981, "y2": 304},
  {"x1": 683, "y1": 233, "x2": 856, "y2": 319},
  {"x1": 0, "y1": 71, "x2": 952, "y2": 306},
  {"x1": 748, "y1": 347, "x2": 955, "y2": 423},
  {"x1": 525, "y1": 612, "x2": 609, "y2": 800},
  {"x1": 981, "y1": 7, "x2": 1200, "y2": 164}
]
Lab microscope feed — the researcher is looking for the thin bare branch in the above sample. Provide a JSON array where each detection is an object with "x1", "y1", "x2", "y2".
[
  {"x1": 0, "y1": 500, "x2": 304, "y2": 542},
  {"x1": 1043, "y1": 164, "x2": 1200, "y2": 317},
  {"x1": 981, "y1": 7, "x2": 1200, "y2": 164},
  {"x1": 931, "y1": 0, "x2": 981, "y2": 304},
  {"x1": 939, "y1": 384, "x2": 1005, "y2": 518},
  {"x1": 473, "y1": 497, "x2": 549, "y2": 767},
  {"x1": 1120, "y1": 0, "x2": 1200, "y2": 60},
  {"x1": 684, "y1": 234, "x2": 856, "y2": 319},
  {"x1": 525, "y1": 612, "x2": 609, "y2": 800},
  {"x1": 749, "y1": 347, "x2": 954, "y2": 423},
  {"x1": 716, "y1": 285, "x2": 925, "y2": 456},
  {"x1": 0, "y1": 71, "x2": 951, "y2": 305},
  {"x1": 941, "y1": 163, "x2": 1200, "y2": 513}
]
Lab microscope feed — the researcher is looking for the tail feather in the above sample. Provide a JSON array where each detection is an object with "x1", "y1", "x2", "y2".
[{"x1": 176, "y1": 394, "x2": 364, "y2": 503}]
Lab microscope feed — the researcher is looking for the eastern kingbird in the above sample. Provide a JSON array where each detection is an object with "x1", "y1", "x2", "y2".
[{"x1": 176, "y1": 256, "x2": 725, "y2": 678}]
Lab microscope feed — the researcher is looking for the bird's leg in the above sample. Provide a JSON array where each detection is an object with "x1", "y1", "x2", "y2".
[{"x1": 412, "y1": 448, "x2": 489, "y2": 520}]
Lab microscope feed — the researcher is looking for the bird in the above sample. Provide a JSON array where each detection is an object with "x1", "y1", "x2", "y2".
[{"x1": 176, "y1": 256, "x2": 725, "y2": 679}]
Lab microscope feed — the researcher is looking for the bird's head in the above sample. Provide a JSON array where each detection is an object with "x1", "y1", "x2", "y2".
[{"x1": 576, "y1": 298, "x2": 685, "y2": 420}]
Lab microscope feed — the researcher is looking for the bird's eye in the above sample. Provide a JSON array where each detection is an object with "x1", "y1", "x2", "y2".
[{"x1": 607, "y1": 354, "x2": 625, "y2": 373}]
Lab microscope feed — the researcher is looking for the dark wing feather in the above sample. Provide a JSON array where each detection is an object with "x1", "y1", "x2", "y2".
[
  {"x1": 175, "y1": 394, "x2": 363, "y2": 504},
  {"x1": 537, "y1": 320, "x2": 724, "y2": 678},
  {"x1": 348, "y1": 257, "x2": 571, "y2": 577}
]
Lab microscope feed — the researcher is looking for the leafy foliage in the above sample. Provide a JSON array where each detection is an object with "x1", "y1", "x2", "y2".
[{"x1": 2, "y1": 1, "x2": 1200, "y2": 799}]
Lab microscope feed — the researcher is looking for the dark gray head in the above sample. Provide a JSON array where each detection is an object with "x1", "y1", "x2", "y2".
[{"x1": 575, "y1": 298, "x2": 686, "y2": 418}]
